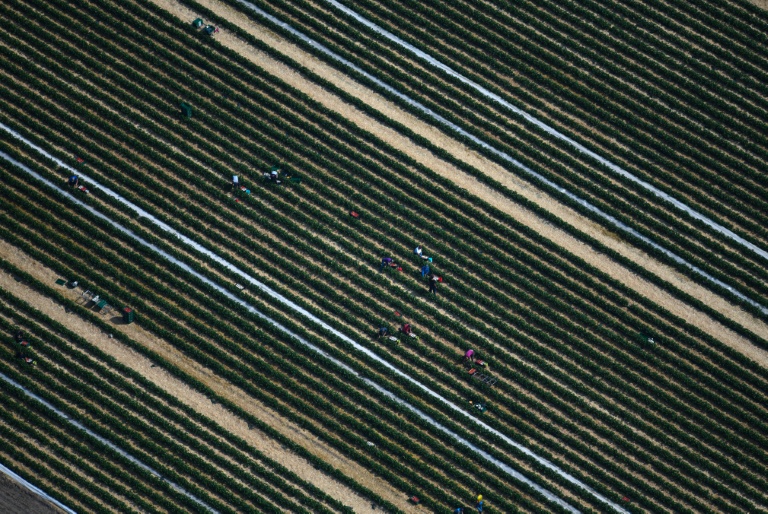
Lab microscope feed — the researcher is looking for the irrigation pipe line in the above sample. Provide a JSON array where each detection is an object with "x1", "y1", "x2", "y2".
[
  {"x1": 227, "y1": 0, "x2": 767, "y2": 316},
  {"x1": 0, "y1": 461, "x2": 77, "y2": 514},
  {"x1": 322, "y1": 0, "x2": 768, "y2": 265},
  {"x1": 0, "y1": 129, "x2": 631, "y2": 514},
  {"x1": 0, "y1": 372, "x2": 218, "y2": 514}
]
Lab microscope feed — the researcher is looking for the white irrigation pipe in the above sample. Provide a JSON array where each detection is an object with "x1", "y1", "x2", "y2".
[
  {"x1": 228, "y1": 0, "x2": 767, "y2": 318},
  {"x1": 0, "y1": 461, "x2": 77, "y2": 514},
  {"x1": 0, "y1": 372, "x2": 218, "y2": 514},
  {"x1": 322, "y1": 0, "x2": 768, "y2": 264},
  {"x1": 0, "y1": 129, "x2": 629, "y2": 513}
]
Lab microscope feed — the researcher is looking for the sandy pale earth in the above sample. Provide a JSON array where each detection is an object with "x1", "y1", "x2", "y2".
[
  {"x1": 149, "y1": 0, "x2": 768, "y2": 367},
  {"x1": 0, "y1": 471, "x2": 68, "y2": 514},
  {"x1": 0, "y1": 239, "x2": 425, "y2": 513}
]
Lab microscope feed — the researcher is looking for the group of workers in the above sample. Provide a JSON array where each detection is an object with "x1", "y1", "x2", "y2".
[
  {"x1": 232, "y1": 166, "x2": 287, "y2": 191},
  {"x1": 415, "y1": 245, "x2": 441, "y2": 295},
  {"x1": 375, "y1": 245, "x2": 491, "y2": 511},
  {"x1": 380, "y1": 245, "x2": 441, "y2": 295},
  {"x1": 376, "y1": 248, "x2": 490, "y2": 511},
  {"x1": 377, "y1": 323, "x2": 414, "y2": 339}
]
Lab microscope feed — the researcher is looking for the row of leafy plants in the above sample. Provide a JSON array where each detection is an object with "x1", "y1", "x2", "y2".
[
  {"x1": 0, "y1": 293, "x2": 360, "y2": 514},
  {"x1": 292, "y1": 0, "x2": 768, "y2": 229},
  {"x1": 1, "y1": 64, "x2": 760, "y2": 512},
  {"x1": 0, "y1": 111, "x2": 756, "y2": 512},
  {"x1": 445, "y1": 0, "x2": 768, "y2": 222},
  {"x1": 4, "y1": 2, "x2": 768, "y2": 508},
  {"x1": 7, "y1": 0, "x2": 760, "y2": 362},
  {"x1": 206, "y1": 0, "x2": 768, "y2": 303},
  {"x1": 0, "y1": 378, "x2": 150, "y2": 513},
  {"x1": 4, "y1": 284, "x2": 364, "y2": 510},
  {"x1": 6, "y1": 11, "x2": 768, "y2": 488},
  {"x1": 3, "y1": 12, "x2": 764, "y2": 508},
  {"x1": 0, "y1": 294, "x2": 332, "y2": 512},
  {"x1": 159, "y1": 0, "x2": 768, "y2": 345},
  {"x1": 0, "y1": 259, "x2": 404, "y2": 514},
  {"x1": 0, "y1": 166, "x2": 563, "y2": 512}
]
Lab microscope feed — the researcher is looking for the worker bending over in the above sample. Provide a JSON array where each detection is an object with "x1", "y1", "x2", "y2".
[
  {"x1": 414, "y1": 245, "x2": 430, "y2": 260},
  {"x1": 428, "y1": 273, "x2": 439, "y2": 295}
]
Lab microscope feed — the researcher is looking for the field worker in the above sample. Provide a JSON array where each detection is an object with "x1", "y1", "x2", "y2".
[
  {"x1": 380, "y1": 257, "x2": 394, "y2": 271},
  {"x1": 414, "y1": 245, "x2": 423, "y2": 258},
  {"x1": 454, "y1": 508, "x2": 464, "y2": 514},
  {"x1": 476, "y1": 495, "x2": 484, "y2": 513},
  {"x1": 378, "y1": 326, "x2": 388, "y2": 338},
  {"x1": 421, "y1": 263, "x2": 430, "y2": 277},
  {"x1": 68, "y1": 175, "x2": 79, "y2": 187},
  {"x1": 232, "y1": 175, "x2": 239, "y2": 188},
  {"x1": 428, "y1": 273, "x2": 439, "y2": 295},
  {"x1": 270, "y1": 168, "x2": 278, "y2": 181},
  {"x1": 464, "y1": 349, "x2": 475, "y2": 362}
]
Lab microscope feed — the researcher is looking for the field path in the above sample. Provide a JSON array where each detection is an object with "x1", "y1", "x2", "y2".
[
  {"x1": 150, "y1": 0, "x2": 768, "y2": 365},
  {"x1": 0, "y1": 466, "x2": 70, "y2": 514},
  {"x1": 0, "y1": 239, "x2": 422, "y2": 514}
]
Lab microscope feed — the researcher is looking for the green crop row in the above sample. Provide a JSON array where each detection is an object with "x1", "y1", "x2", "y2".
[
  {"x1": 4, "y1": 1, "x2": 768, "y2": 508},
  {"x1": 3, "y1": 81, "x2": 764, "y2": 512},
  {"x1": 0, "y1": 296, "x2": 354, "y2": 513},
  {"x1": 0, "y1": 166, "x2": 558, "y2": 511},
  {"x1": 13, "y1": 0, "x2": 760, "y2": 354},
  {"x1": 302, "y1": 0, "x2": 768, "y2": 220},
  {"x1": 212, "y1": 0, "x2": 768, "y2": 306},
  {"x1": 0, "y1": 32, "x2": 760, "y2": 512},
  {"x1": 0, "y1": 258, "x2": 397, "y2": 514}
]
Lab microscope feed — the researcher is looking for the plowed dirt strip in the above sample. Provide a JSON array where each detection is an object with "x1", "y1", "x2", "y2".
[
  {"x1": 150, "y1": 0, "x2": 768, "y2": 363},
  {"x1": 0, "y1": 239, "x2": 422, "y2": 514},
  {"x1": 0, "y1": 465, "x2": 70, "y2": 514}
]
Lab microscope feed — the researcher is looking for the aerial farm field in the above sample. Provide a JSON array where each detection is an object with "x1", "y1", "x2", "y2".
[{"x1": 0, "y1": 0, "x2": 767, "y2": 512}]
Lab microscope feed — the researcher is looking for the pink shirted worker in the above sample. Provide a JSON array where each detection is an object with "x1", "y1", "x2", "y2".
[{"x1": 464, "y1": 349, "x2": 475, "y2": 362}]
